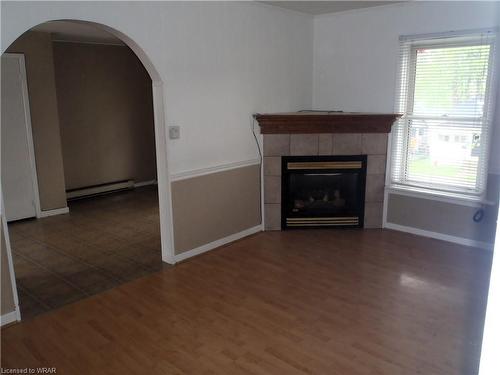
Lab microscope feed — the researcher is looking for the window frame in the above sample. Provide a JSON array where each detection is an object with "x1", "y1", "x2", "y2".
[{"x1": 389, "y1": 31, "x2": 498, "y2": 201}]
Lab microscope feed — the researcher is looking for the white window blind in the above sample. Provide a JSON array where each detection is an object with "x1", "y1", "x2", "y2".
[{"x1": 390, "y1": 29, "x2": 497, "y2": 197}]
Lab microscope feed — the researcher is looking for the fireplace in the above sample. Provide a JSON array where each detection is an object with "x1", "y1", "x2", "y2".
[
  {"x1": 255, "y1": 111, "x2": 400, "y2": 230},
  {"x1": 281, "y1": 155, "x2": 367, "y2": 229}
]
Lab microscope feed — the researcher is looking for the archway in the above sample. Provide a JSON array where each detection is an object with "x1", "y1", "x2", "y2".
[{"x1": 1, "y1": 19, "x2": 175, "y2": 322}]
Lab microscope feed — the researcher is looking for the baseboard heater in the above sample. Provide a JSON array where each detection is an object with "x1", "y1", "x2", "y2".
[{"x1": 66, "y1": 180, "x2": 135, "y2": 201}]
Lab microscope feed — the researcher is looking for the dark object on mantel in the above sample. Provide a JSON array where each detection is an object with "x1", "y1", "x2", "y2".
[{"x1": 254, "y1": 111, "x2": 401, "y2": 134}]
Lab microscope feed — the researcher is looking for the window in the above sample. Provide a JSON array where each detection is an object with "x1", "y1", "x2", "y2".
[{"x1": 390, "y1": 30, "x2": 497, "y2": 198}]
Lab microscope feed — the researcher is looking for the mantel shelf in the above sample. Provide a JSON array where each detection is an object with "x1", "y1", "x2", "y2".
[{"x1": 254, "y1": 111, "x2": 401, "y2": 134}]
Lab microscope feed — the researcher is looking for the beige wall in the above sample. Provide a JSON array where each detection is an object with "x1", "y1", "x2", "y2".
[
  {"x1": 1, "y1": 217, "x2": 16, "y2": 316},
  {"x1": 52, "y1": 42, "x2": 156, "y2": 190},
  {"x1": 386, "y1": 174, "x2": 500, "y2": 245},
  {"x1": 172, "y1": 164, "x2": 261, "y2": 254},
  {"x1": 387, "y1": 174, "x2": 500, "y2": 244},
  {"x1": 6, "y1": 32, "x2": 67, "y2": 211}
]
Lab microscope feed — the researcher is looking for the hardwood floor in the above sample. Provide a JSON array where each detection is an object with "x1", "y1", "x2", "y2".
[
  {"x1": 1, "y1": 229, "x2": 492, "y2": 374},
  {"x1": 7, "y1": 186, "x2": 164, "y2": 319}
]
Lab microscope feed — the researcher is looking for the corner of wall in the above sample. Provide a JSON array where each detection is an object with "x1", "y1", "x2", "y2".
[
  {"x1": 6, "y1": 31, "x2": 68, "y2": 211},
  {"x1": 1, "y1": 215, "x2": 20, "y2": 324}
]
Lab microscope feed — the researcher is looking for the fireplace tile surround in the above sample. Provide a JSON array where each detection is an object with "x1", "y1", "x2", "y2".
[
  {"x1": 263, "y1": 133, "x2": 388, "y2": 230},
  {"x1": 256, "y1": 111, "x2": 400, "y2": 231}
]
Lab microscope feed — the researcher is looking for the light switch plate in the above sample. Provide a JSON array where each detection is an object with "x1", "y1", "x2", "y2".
[{"x1": 169, "y1": 126, "x2": 180, "y2": 139}]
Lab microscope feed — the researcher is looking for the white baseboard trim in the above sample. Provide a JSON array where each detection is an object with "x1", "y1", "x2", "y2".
[
  {"x1": 134, "y1": 179, "x2": 157, "y2": 188},
  {"x1": 174, "y1": 225, "x2": 262, "y2": 262},
  {"x1": 170, "y1": 159, "x2": 260, "y2": 182},
  {"x1": 38, "y1": 206, "x2": 69, "y2": 218},
  {"x1": 385, "y1": 222, "x2": 494, "y2": 250},
  {"x1": 1, "y1": 310, "x2": 19, "y2": 326}
]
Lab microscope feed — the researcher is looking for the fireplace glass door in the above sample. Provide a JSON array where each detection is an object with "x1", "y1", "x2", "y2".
[{"x1": 282, "y1": 155, "x2": 367, "y2": 229}]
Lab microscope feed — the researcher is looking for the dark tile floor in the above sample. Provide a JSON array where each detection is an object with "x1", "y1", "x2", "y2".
[{"x1": 8, "y1": 186, "x2": 166, "y2": 319}]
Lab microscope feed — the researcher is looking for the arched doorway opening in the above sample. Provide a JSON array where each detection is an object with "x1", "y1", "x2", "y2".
[{"x1": 1, "y1": 20, "x2": 175, "y2": 321}]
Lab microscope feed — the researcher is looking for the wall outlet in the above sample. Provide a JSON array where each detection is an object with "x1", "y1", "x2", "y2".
[{"x1": 169, "y1": 126, "x2": 180, "y2": 139}]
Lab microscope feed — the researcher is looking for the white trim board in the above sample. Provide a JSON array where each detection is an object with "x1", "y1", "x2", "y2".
[
  {"x1": 1, "y1": 198, "x2": 21, "y2": 324},
  {"x1": 385, "y1": 222, "x2": 494, "y2": 250},
  {"x1": 170, "y1": 159, "x2": 260, "y2": 182},
  {"x1": 174, "y1": 225, "x2": 262, "y2": 262},
  {"x1": 38, "y1": 206, "x2": 69, "y2": 218},
  {"x1": 0, "y1": 311, "x2": 19, "y2": 327},
  {"x1": 151, "y1": 81, "x2": 176, "y2": 265},
  {"x1": 260, "y1": 155, "x2": 266, "y2": 231}
]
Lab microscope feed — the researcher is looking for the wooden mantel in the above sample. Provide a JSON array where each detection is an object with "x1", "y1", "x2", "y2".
[{"x1": 254, "y1": 111, "x2": 401, "y2": 134}]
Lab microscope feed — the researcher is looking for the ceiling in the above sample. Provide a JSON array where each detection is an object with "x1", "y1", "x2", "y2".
[
  {"x1": 31, "y1": 21, "x2": 124, "y2": 45},
  {"x1": 262, "y1": 1, "x2": 400, "y2": 15}
]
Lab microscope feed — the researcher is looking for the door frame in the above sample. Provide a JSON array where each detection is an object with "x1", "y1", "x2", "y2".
[
  {"x1": 0, "y1": 192, "x2": 21, "y2": 324},
  {"x1": 3, "y1": 53, "x2": 42, "y2": 220},
  {"x1": 1, "y1": 20, "x2": 177, "y2": 324}
]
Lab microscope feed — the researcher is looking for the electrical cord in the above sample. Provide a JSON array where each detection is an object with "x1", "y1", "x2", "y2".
[
  {"x1": 473, "y1": 208, "x2": 485, "y2": 223},
  {"x1": 251, "y1": 114, "x2": 263, "y2": 219},
  {"x1": 251, "y1": 115, "x2": 262, "y2": 162}
]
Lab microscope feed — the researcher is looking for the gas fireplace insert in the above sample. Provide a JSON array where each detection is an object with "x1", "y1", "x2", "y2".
[{"x1": 281, "y1": 155, "x2": 367, "y2": 229}]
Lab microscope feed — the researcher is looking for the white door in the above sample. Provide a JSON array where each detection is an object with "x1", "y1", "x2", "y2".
[{"x1": 1, "y1": 54, "x2": 40, "y2": 222}]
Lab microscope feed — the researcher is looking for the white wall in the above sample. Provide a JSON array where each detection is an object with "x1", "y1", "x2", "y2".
[
  {"x1": 313, "y1": 1, "x2": 499, "y2": 110},
  {"x1": 2, "y1": 1, "x2": 313, "y2": 176},
  {"x1": 313, "y1": 1, "x2": 500, "y2": 173}
]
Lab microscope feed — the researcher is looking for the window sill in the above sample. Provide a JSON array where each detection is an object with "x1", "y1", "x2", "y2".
[{"x1": 386, "y1": 185, "x2": 497, "y2": 208}]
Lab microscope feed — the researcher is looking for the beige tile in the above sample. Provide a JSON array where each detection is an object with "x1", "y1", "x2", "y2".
[
  {"x1": 362, "y1": 133, "x2": 388, "y2": 155},
  {"x1": 332, "y1": 134, "x2": 362, "y2": 155},
  {"x1": 68, "y1": 269, "x2": 119, "y2": 294},
  {"x1": 365, "y1": 174, "x2": 385, "y2": 203},
  {"x1": 131, "y1": 250, "x2": 162, "y2": 270},
  {"x1": 264, "y1": 204, "x2": 281, "y2": 231},
  {"x1": 263, "y1": 134, "x2": 290, "y2": 156},
  {"x1": 16, "y1": 288, "x2": 50, "y2": 320},
  {"x1": 29, "y1": 276, "x2": 85, "y2": 308},
  {"x1": 364, "y1": 202, "x2": 383, "y2": 229},
  {"x1": 367, "y1": 155, "x2": 387, "y2": 175},
  {"x1": 19, "y1": 246, "x2": 60, "y2": 263},
  {"x1": 38, "y1": 252, "x2": 88, "y2": 274},
  {"x1": 91, "y1": 253, "x2": 149, "y2": 282},
  {"x1": 13, "y1": 256, "x2": 52, "y2": 288},
  {"x1": 7, "y1": 186, "x2": 163, "y2": 319},
  {"x1": 318, "y1": 134, "x2": 333, "y2": 155},
  {"x1": 79, "y1": 279, "x2": 119, "y2": 295},
  {"x1": 13, "y1": 242, "x2": 52, "y2": 258},
  {"x1": 56, "y1": 261, "x2": 93, "y2": 279},
  {"x1": 290, "y1": 134, "x2": 319, "y2": 156},
  {"x1": 264, "y1": 176, "x2": 281, "y2": 204},
  {"x1": 264, "y1": 157, "x2": 282, "y2": 176}
]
